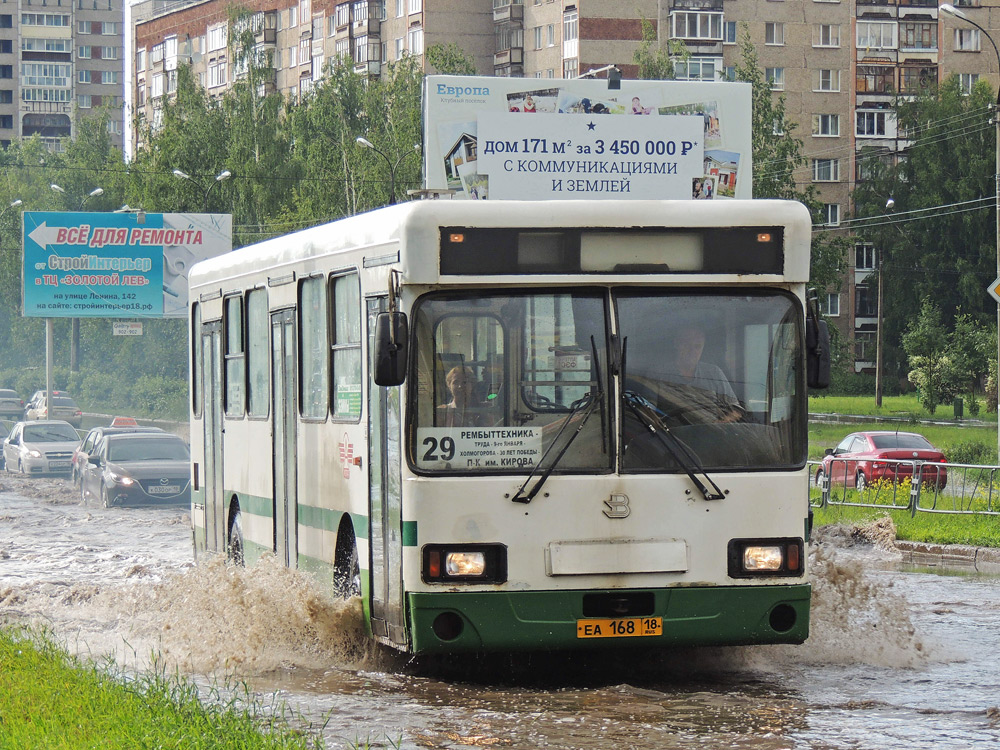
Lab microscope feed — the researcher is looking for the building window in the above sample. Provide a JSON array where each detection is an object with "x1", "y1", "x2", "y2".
[
  {"x1": 812, "y1": 158, "x2": 840, "y2": 182},
  {"x1": 534, "y1": 26, "x2": 543, "y2": 49},
  {"x1": 959, "y1": 72, "x2": 980, "y2": 94},
  {"x1": 675, "y1": 57, "x2": 720, "y2": 81},
  {"x1": 857, "y1": 65, "x2": 893, "y2": 94},
  {"x1": 208, "y1": 61, "x2": 227, "y2": 88},
  {"x1": 855, "y1": 287, "x2": 877, "y2": 318},
  {"x1": 766, "y1": 67, "x2": 784, "y2": 90},
  {"x1": 823, "y1": 204, "x2": 840, "y2": 226},
  {"x1": 563, "y1": 57, "x2": 578, "y2": 77},
  {"x1": 547, "y1": 24, "x2": 555, "y2": 46},
  {"x1": 856, "y1": 243, "x2": 876, "y2": 270},
  {"x1": 152, "y1": 73, "x2": 163, "y2": 98},
  {"x1": 856, "y1": 110, "x2": 888, "y2": 137},
  {"x1": 208, "y1": 24, "x2": 227, "y2": 52},
  {"x1": 396, "y1": 0, "x2": 404, "y2": 16},
  {"x1": 21, "y1": 13, "x2": 70, "y2": 27},
  {"x1": 820, "y1": 293, "x2": 840, "y2": 316},
  {"x1": 955, "y1": 28, "x2": 980, "y2": 51},
  {"x1": 900, "y1": 21, "x2": 937, "y2": 50},
  {"x1": 765, "y1": 22, "x2": 784, "y2": 45},
  {"x1": 813, "y1": 24, "x2": 839, "y2": 48},
  {"x1": 815, "y1": 69, "x2": 840, "y2": 92},
  {"x1": 813, "y1": 113, "x2": 839, "y2": 137},
  {"x1": 723, "y1": 21, "x2": 737, "y2": 44},
  {"x1": 78, "y1": 94, "x2": 92, "y2": 108},
  {"x1": 78, "y1": 69, "x2": 91, "y2": 84},
  {"x1": 0, "y1": 115, "x2": 11, "y2": 129},
  {"x1": 670, "y1": 11, "x2": 722, "y2": 41},
  {"x1": 857, "y1": 21, "x2": 897, "y2": 49},
  {"x1": 101, "y1": 71, "x2": 119, "y2": 85},
  {"x1": 408, "y1": 25, "x2": 424, "y2": 55},
  {"x1": 409, "y1": 0, "x2": 422, "y2": 12},
  {"x1": 136, "y1": 48, "x2": 146, "y2": 73},
  {"x1": 102, "y1": 21, "x2": 119, "y2": 35},
  {"x1": 563, "y1": 8, "x2": 579, "y2": 60},
  {"x1": 900, "y1": 66, "x2": 936, "y2": 93}
]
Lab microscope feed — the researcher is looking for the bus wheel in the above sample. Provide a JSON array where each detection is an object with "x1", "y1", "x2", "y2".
[
  {"x1": 228, "y1": 511, "x2": 245, "y2": 567},
  {"x1": 334, "y1": 538, "x2": 361, "y2": 599}
]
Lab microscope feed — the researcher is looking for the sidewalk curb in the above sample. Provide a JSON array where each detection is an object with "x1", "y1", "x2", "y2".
[{"x1": 895, "y1": 540, "x2": 1000, "y2": 574}]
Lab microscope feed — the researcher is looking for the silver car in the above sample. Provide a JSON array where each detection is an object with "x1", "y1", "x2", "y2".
[{"x1": 2, "y1": 420, "x2": 81, "y2": 476}]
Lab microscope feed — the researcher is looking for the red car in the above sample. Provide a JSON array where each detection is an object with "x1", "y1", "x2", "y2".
[{"x1": 817, "y1": 431, "x2": 948, "y2": 492}]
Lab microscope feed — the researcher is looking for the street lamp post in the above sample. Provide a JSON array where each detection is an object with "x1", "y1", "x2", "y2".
[
  {"x1": 356, "y1": 137, "x2": 419, "y2": 206},
  {"x1": 941, "y1": 3, "x2": 1000, "y2": 456},
  {"x1": 51, "y1": 185, "x2": 105, "y2": 372},
  {"x1": 172, "y1": 169, "x2": 232, "y2": 204}
]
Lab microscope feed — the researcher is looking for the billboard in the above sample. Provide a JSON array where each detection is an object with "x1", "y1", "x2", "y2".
[
  {"x1": 22, "y1": 211, "x2": 231, "y2": 318},
  {"x1": 423, "y1": 75, "x2": 752, "y2": 201}
]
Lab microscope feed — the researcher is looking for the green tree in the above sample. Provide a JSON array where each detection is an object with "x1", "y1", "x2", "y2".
[
  {"x1": 948, "y1": 312, "x2": 992, "y2": 415},
  {"x1": 853, "y1": 74, "x2": 996, "y2": 388},
  {"x1": 903, "y1": 298, "x2": 956, "y2": 413},
  {"x1": 425, "y1": 43, "x2": 477, "y2": 75},
  {"x1": 632, "y1": 18, "x2": 688, "y2": 80}
]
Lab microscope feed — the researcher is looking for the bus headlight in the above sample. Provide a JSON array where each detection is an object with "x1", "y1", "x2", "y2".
[
  {"x1": 446, "y1": 551, "x2": 486, "y2": 576},
  {"x1": 422, "y1": 544, "x2": 507, "y2": 584},
  {"x1": 728, "y1": 538, "x2": 804, "y2": 578},
  {"x1": 743, "y1": 546, "x2": 783, "y2": 571}
]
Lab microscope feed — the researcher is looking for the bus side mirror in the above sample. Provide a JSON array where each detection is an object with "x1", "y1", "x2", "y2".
[
  {"x1": 373, "y1": 311, "x2": 409, "y2": 387},
  {"x1": 806, "y1": 316, "x2": 830, "y2": 389}
]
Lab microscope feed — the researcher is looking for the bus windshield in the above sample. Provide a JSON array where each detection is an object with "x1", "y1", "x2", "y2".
[{"x1": 410, "y1": 289, "x2": 805, "y2": 475}]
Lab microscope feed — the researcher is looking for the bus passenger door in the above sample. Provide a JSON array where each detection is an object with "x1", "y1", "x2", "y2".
[
  {"x1": 271, "y1": 310, "x2": 299, "y2": 568},
  {"x1": 201, "y1": 323, "x2": 225, "y2": 553},
  {"x1": 366, "y1": 296, "x2": 406, "y2": 646}
]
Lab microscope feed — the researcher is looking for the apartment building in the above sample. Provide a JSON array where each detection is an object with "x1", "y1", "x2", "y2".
[
  {"x1": 0, "y1": 0, "x2": 125, "y2": 151},
  {"x1": 129, "y1": 0, "x2": 1000, "y2": 372}
]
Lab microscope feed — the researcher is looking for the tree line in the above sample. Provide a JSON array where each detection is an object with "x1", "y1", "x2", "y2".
[{"x1": 0, "y1": 13, "x2": 993, "y2": 414}]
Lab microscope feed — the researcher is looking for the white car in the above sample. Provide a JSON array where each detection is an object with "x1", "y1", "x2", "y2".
[{"x1": 2, "y1": 420, "x2": 81, "y2": 476}]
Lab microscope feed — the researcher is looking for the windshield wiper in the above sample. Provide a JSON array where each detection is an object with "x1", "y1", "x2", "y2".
[
  {"x1": 623, "y1": 390, "x2": 726, "y2": 501},
  {"x1": 511, "y1": 387, "x2": 601, "y2": 504}
]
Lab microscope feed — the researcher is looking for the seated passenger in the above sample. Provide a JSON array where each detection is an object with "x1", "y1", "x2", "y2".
[{"x1": 436, "y1": 366, "x2": 492, "y2": 427}]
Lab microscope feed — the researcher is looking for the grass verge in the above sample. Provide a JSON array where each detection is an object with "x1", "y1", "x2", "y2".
[
  {"x1": 811, "y1": 497, "x2": 1000, "y2": 548},
  {"x1": 0, "y1": 625, "x2": 323, "y2": 750}
]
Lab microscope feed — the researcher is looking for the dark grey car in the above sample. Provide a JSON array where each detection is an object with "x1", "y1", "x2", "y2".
[{"x1": 80, "y1": 433, "x2": 191, "y2": 507}]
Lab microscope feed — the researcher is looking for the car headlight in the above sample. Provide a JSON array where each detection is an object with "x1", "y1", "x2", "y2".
[
  {"x1": 27, "y1": 449, "x2": 41, "y2": 458},
  {"x1": 422, "y1": 544, "x2": 507, "y2": 583},
  {"x1": 728, "y1": 538, "x2": 804, "y2": 578},
  {"x1": 108, "y1": 471, "x2": 136, "y2": 487}
]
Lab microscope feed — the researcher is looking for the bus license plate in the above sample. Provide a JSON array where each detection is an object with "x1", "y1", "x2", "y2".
[{"x1": 576, "y1": 617, "x2": 662, "y2": 639}]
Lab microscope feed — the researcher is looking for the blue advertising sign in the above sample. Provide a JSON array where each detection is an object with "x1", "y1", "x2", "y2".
[{"x1": 22, "y1": 211, "x2": 232, "y2": 318}]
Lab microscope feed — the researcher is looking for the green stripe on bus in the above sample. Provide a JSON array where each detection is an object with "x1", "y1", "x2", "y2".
[{"x1": 402, "y1": 521, "x2": 418, "y2": 547}]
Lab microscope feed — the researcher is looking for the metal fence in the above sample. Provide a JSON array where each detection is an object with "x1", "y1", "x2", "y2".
[{"x1": 809, "y1": 457, "x2": 1000, "y2": 517}]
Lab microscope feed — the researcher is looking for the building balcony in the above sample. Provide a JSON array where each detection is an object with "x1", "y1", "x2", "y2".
[
  {"x1": 670, "y1": 0, "x2": 724, "y2": 10},
  {"x1": 494, "y1": 46, "x2": 524, "y2": 67},
  {"x1": 493, "y1": 3, "x2": 523, "y2": 22}
]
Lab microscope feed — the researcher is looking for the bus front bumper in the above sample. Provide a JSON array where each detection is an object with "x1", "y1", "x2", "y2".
[{"x1": 406, "y1": 584, "x2": 810, "y2": 654}]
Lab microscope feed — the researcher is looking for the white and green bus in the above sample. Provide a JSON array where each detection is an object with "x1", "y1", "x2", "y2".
[{"x1": 188, "y1": 198, "x2": 828, "y2": 654}]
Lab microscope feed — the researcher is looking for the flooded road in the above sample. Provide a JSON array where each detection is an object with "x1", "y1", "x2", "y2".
[{"x1": 2, "y1": 474, "x2": 999, "y2": 749}]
